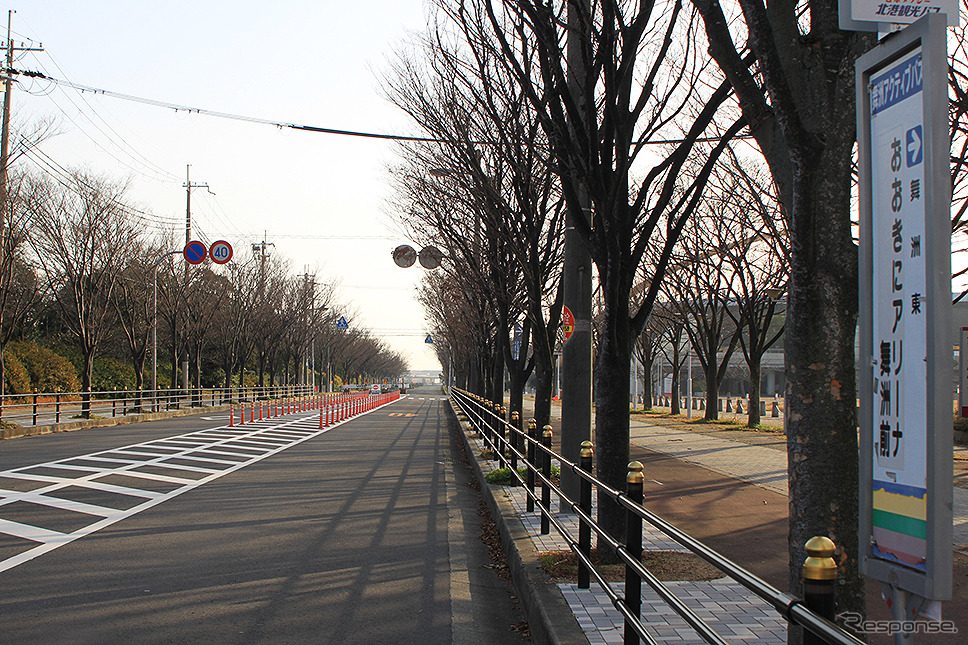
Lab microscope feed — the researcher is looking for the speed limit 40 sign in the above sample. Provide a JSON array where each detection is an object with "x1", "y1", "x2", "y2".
[{"x1": 210, "y1": 240, "x2": 233, "y2": 264}]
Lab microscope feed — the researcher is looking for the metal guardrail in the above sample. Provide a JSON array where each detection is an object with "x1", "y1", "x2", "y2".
[
  {"x1": 0, "y1": 385, "x2": 316, "y2": 428},
  {"x1": 450, "y1": 387, "x2": 863, "y2": 645}
]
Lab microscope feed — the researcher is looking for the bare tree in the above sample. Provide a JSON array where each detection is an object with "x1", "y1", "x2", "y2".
[
  {"x1": 713, "y1": 153, "x2": 788, "y2": 426},
  {"x1": 659, "y1": 216, "x2": 743, "y2": 421},
  {"x1": 0, "y1": 171, "x2": 39, "y2": 396},
  {"x1": 466, "y1": 0, "x2": 747, "y2": 551},
  {"x1": 25, "y1": 170, "x2": 138, "y2": 415},
  {"x1": 389, "y1": 6, "x2": 568, "y2": 429},
  {"x1": 691, "y1": 0, "x2": 875, "y2": 620},
  {"x1": 949, "y1": 0, "x2": 968, "y2": 300},
  {"x1": 111, "y1": 236, "x2": 168, "y2": 405}
]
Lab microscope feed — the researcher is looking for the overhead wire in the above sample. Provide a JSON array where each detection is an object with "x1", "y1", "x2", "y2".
[
  {"x1": 36, "y1": 49, "x2": 182, "y2": 182},
  {"x1": 19, "y1": 71, "x2": 749, "y2": 147},
  {"x1": 13, "y1": 29, "x2": 182, "y2": 185},
  {"x1": 23, "y1": 146, "x2": 182, "y2": 233}
]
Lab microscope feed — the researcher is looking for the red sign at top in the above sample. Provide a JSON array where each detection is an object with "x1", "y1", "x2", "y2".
[{"x1": 562, "y1": 306, "x2": 575, "y2": 343}]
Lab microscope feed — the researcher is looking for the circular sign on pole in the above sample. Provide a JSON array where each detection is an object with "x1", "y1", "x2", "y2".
[
  {"x1": 183, "y1": 240, "x2": 207, "y2": 265},
  {"x1": 418, "y1": 245, "x2": 443, "y2": 269},
  {"x1": 392, "y1": 244, "x2": 417, "y2": 268},
  {"x1": 561, "y1": 305, "x2": 575, "y2": 343},
  {"x1": 210, "y1": 240, "x2": 233, "y2": 264}
]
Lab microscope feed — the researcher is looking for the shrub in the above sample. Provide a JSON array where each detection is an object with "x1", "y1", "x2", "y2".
[
  {"x1": 2, "y1": 352, "x2": 30, "y2": 394},
  {"x1": 7, "y1": 341, "x2": 79, "y2": 393},
  {"x1": 486, "y1": 467, "x2": 527, "y2": 485},
  {"x1": 91, "y1": 357, "x2": 136, "y2": 392}
]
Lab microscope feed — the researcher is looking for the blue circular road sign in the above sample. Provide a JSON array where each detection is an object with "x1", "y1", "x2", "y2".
[{"x1": 184, "y1": 240, "x2": 207, "y2": 265}]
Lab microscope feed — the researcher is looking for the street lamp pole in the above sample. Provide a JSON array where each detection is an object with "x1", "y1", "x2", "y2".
[{"x1": 152, "y1": 250, "x2": 180, "y2": 410}]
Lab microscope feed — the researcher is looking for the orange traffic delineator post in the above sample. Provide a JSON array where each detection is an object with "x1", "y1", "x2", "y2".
[
  {"x1": 230, "y1": 404, "x2": 234, "y2": 427},
  {"x1": 240, "y1": 402, "x2": 245, "y2": 425}
]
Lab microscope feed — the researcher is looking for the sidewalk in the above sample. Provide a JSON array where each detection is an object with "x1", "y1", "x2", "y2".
[
  {"x1": 460, "y1": 407, "x2": 967, "y2": 644},
  {"x1": 461, "y1": 419, "x2": 790, "y2": 644},
  {"x1": 628, "y1": 419, "x2": 968, "y2": 547}
]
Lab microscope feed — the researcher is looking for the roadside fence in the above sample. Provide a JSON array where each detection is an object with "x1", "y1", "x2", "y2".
[
  {"x1": 0, "y1": 385, "x2": 317, "y2": 428},
  {"x1": 450, "y1": 387, "x2": 862, "y2": 645}
]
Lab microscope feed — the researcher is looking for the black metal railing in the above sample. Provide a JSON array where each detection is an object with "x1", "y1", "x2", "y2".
[
  {"x1": 0, "y1": 385, "x2": 317, "y2": 429},
  {"x1": 450, "y1": 387, "x2": 862, "y2": 645}
]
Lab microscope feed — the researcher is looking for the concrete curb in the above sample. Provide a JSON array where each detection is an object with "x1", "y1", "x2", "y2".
[
  {"x1": 0, "y1": 405, "x2": 233, "y2": 441},
  {"x1": 446, "y1": 399, "x2": 589, "y2": 645}
]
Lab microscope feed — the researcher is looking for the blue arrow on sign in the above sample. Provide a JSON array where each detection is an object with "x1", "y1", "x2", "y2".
[
  {"x1": 336, "y1": 317, "x2": 349, "y2": 329},
  {"x1": 906, "y1": 125, "x2": 923, "y2": 167}
]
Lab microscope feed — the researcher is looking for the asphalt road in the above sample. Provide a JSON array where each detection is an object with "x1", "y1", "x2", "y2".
[{"x1": 0, "y1": 386, "x2": 529, "y2": 644}]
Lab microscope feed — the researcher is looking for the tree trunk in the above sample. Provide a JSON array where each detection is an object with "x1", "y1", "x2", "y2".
[
  {"x1": 81, "y1": 351, "x2": 94, "y2": 418},
  {"x1": 532, "y1": 352, "x2": 553, "y2": 431},
  {"x1": 704, "y1": 360, "x2": 719, "y2": 420},
  {"x1": 670, "y1": 349, "x2": 681, "y2": 415},
  {"x1": 784, "y1": 152, "x2": 863, "y2": 623},
  {"x1": 593, "y1": 304, "x2": 633, "y2": 561},
  {"x1": 747, "y1": 359, "x2": 761, "y2": 427},
  {"x1": 132, "y1": 355, "x2": 145, "y2": 410},
  {"x1": 640, "y1": 356, "x2": 653, "y2": 411}
]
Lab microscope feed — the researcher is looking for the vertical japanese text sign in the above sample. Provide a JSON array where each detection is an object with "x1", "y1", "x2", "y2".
[
  {"x1": 961, "y1": 328, "x2": 968, "y2": 417},
  {"x1": 857, "y1": 14, "x2": 952, "y2": 600}
]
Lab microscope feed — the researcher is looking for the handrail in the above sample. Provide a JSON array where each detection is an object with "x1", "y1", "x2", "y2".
[
  {"x1": 0, "y1": 385, "x2": 317, "y2": 428},
  {"x1": 449, "y1": 387, "x2": 863, "y2": 645}
]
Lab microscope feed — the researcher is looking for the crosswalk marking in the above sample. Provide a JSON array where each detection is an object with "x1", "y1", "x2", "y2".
[{"x1": 0, "y1": 414, "x2": 335, "y2": 574}]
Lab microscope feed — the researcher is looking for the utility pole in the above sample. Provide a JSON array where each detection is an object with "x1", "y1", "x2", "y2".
[
  {"x1": 183, "y1": 164, "x2": 210, "y2": 245},
  {"x1": 0, "y1": 10, "x2": 42, "y2": 235},
  {"x1": 0, "y1": 11, "x2": 42, "y2": 400},
  {"x1": 297, "y1": 271, "x2": 317, "y2": 387},
  {"x1": 180, "y1": 165, "x2": 210, "y2": 392},
  {"x1": 251, "y1": 234, "x2": 274, "y2": 294},
  {"x1": 559, "y1": 0, "x2": 593, "y2": 512}
]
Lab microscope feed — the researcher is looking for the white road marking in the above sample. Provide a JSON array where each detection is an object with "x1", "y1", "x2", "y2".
[{"x1": 0, "y1": 398, "x2": 402, "y2": 574}]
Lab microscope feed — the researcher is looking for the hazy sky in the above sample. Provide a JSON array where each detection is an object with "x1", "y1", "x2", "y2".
[{"x1": 8, "y1": 0, "x2": 443, "y2": 371}]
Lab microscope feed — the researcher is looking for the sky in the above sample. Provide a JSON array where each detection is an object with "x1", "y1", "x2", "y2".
[{"x1": 7, "y1": 0, "x2": 443, "y2": 372}]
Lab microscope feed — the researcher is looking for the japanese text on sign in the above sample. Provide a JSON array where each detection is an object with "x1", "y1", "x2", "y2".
[{"x1": 869, "y1": 48, "x2": 929, "y2": 571}]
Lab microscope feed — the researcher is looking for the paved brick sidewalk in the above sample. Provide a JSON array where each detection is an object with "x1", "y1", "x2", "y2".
[
  {"x1": 628, "y1": 418, "x2": 968, "y2": 548},
  {"x1": 470, "y1": 433, "x2": 789, "y2": 644}
]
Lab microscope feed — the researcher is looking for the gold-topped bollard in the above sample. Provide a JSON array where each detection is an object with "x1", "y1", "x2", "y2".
[
  {"x1": 527, "y1": 419, "x2": 538, "y2": 512},
  {"x1": 578, "y1": 441, "x2": 594, "y2": 589},
  {"x1": 540, "y1": 425, "x2": 553, "y2": 534},
  {"x1": 510, "y1": 411, "x2": 520, "y2": 472},
  {"x1": 802, "y1": 536, "x2": 837, "y2": 645},
  {"x1": 499, "y1": 405, "x2": 508, "y2": 464},
  {"x1": 625, "y1": 461, "x2": 645, "y2": 645}
]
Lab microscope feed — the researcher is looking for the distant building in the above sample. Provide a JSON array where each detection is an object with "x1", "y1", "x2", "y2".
[{"x1": 405, "y1": 370, "x2": 442, "y2": 385}]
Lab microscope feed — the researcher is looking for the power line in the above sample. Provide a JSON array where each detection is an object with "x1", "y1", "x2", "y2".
[
  {"x1": 25, "y1": 71, "x2": 446, "y2": 143},
  {"x1": 17, "y1": 70, "x2": 751, "y2": 147},
  {"x1": 21, "y1": 58, "x2": 182, "y2": 184},
  {"x1": 23, "y1": 146, "x2": 182, "y2": 231}
]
